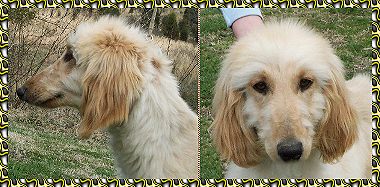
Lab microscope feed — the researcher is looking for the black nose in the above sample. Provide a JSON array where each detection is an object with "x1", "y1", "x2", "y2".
[
  {"x1": 277, "y1": 138, "x2": 303, "y2": 162},
  {"x1": 16, "y1": 87, "x2": 27, "y2": 100}
]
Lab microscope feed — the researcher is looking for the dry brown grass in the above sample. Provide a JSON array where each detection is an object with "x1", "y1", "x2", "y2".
[{"x1": 154, "y1": 36, "x2": 198, "y2": 85}]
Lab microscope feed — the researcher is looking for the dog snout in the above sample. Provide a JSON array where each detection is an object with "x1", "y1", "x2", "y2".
[
  {"x1": 16, "y1": 86, "x2": 27, "y2": 100},
  {"x1": 277, "y1": 138, "x2": 303, "y2": 162}
]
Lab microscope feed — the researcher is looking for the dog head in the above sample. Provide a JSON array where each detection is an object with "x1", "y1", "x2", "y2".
[
  {"x1": 212, "y1": 20, "x2": 357, "y2": 167},
  {"x1": 17, "y1": 17, "x2": 150, "y2": 138}
]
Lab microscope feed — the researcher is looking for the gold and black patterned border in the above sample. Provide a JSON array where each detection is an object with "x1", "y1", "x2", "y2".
[{"x1": 0, "y1": 0, "x2": 378, "y2": 186}]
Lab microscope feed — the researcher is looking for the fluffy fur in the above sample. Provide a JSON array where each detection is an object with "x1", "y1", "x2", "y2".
[
  {"x1": 17, "y1": 17, "x2": 198, "y2": 178},
  {"x1": 211, "y1": 20, "x2": 371, "y2": 178}
]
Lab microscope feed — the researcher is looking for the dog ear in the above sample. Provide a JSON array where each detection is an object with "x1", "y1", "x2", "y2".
[
  {"x1": 211, "y1": 78, "x2": 262, "y2": 167},
  {"x1": 317, "y1": 63, "x2": 357, "y2": 163},
  {"x1": 78, "y1": 47, "x2": 143, "y2": 139}
]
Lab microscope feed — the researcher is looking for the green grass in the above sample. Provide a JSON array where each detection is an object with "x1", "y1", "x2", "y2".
[
  {"x1": 200, "y1": 8, "x2": 371, "y2": 179},
  {"x1": 200, "y1": 9, "x2": 235, "y2": 179},
  {"x1": 9, "y1": 107, "x2": 117, "y2": 178}
]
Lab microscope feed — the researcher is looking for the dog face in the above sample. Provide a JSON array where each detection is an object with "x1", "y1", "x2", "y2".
[
  {"x1": 242, "y1": 63, "x2": 325, "y2": 162},
  {"x1": 17, "y1": 46, "x2": 82, "y2": 108},
  {"x1": 212, "y1": 20, "x2": 357, "y2": 167},
  {"x1": 17, "y1": 17, "x2": 148, "y2": 138}
]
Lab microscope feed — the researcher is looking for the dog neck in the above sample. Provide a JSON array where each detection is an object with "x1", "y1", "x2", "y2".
[{"x1": 107, "y1": 65, "x2": 197, "y2": 178}]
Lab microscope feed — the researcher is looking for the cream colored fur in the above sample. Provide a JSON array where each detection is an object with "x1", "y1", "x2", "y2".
[
  {"x1": 18, "y1": 17, "x2": 198, "y2": 178},
  {"x1": 212, "y1": 20, "x2": 371, "y2": 178}
]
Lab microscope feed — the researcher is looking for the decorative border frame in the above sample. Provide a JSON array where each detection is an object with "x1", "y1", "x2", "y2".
[{"x1": 0, "y1": 0, "x2": 378, "y2": 186}]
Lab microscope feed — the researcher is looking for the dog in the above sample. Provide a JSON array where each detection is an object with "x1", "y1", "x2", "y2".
[
  {"x1": 211, "y1": 19, "x2": 371, "y2": 178},
  {"x1": 16, "y1": 17, "x2": 198, "y2": 178}
]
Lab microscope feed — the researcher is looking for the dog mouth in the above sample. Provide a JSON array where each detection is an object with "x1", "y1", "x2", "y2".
[{"x1": 35, "y1": 93, "x2": 64, "y2": 107}]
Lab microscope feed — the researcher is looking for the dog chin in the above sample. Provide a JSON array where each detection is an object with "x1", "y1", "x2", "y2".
[
  {"x1": 26, "y1": 95, "x2": 64, "y2": 108},
  {"x1": 36, "y1": 99, "x2": 61, "y2": 108}
]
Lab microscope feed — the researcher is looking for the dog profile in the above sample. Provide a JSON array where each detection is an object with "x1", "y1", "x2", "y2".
[
  {"x1": 17, "y1": 17, "x2": 198, "y2": 178},
  {"x1": 211, "y1": 20, "x2": 370, "y2": 178}
]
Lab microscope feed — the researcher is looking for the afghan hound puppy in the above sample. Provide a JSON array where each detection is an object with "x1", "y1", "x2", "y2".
[
  {"x1": 17, "y1": 17, "x2": 198, "y2": 178},
  {"x1": 211, "y1": 20, "x2": 371, "y2": 178}
]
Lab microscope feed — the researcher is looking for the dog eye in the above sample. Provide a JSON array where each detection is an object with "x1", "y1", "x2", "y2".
[
  {"x1": 299, "y1": 79, "x2": 313, "y2": 91},
  {"x1": 63, "y1": 50, "x2": 74, "y2": 62},
  {"x1": 253, "y1": 81, "x2": 269, "y2": 95}
]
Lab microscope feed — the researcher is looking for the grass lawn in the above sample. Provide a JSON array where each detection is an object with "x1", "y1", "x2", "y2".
[
  {"x1": 9, "y1": 106, "x2": 117, "y2": 178},
  {"x1": 200, "y1": 8, "x2": 371, "y2": 179}
]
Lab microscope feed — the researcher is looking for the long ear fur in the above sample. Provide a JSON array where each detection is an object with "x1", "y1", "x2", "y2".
[
  {"x1": 211, "y1": 77, "x2": 262, "y2": 167},
  {"x1": 79, "y1": 44, "x2": 143, "y2": 139},
  {"x1": 317, "y1": 61, "x2": 357, "y2": 163}
]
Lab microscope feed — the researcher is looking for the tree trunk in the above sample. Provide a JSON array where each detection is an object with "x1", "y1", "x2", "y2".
[{"x1": 148, "y1": 9, "x2": 157, "y2": 36}]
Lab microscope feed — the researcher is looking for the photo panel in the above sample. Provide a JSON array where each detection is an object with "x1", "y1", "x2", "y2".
[
  {"x1": 6, "y1": 8, "x2": 199, "y2": 179},
  {"x1": 200, "y1": 8, "x2": 371, "y2": 180}
]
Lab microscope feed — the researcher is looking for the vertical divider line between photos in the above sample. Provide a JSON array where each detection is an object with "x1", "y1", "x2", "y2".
[{"x1": 197, "y1": 7, "x2": 201, "y2": 180}]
